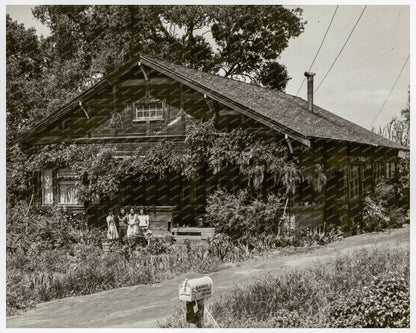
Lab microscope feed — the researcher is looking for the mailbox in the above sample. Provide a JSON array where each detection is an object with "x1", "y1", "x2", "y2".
[{"x1": 179, "y1": 276, "x2": 213, "y2": 302}]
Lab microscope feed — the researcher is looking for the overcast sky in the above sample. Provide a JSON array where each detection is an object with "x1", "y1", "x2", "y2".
[{"x1": 6, "y1": 4, "x2": 410, "y2": 130}]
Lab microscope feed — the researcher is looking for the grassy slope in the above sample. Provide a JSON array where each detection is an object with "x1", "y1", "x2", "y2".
[{"x1": 161, "y1": 245, "x2": 410, "y2": 328}]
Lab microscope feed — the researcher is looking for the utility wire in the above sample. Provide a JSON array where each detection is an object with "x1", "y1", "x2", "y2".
[
  {"x1": 371, "y1": 54, "x2": 410, "y2": 127},
  {"x1": 314, "y1": 5, "x2": 367, "y2": 94},
  {"x1": 295, "y1": 5, "x2": 339, "y2": 97}
]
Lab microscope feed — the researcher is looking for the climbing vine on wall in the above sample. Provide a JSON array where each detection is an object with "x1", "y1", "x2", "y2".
[
  {"x1": 183, "y1": 119, "x2": 324, "y2": 195},
  {"x1": 10, "y1": 119, "x2": 327, "y2": 205}
]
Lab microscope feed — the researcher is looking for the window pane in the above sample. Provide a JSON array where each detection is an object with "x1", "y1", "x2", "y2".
[
  {"x1": 59, "y1": 182, "x2": 78, "y2": 204},
  {"x1": 134, "y1": 102, "x2": 164, "y2": 120}
]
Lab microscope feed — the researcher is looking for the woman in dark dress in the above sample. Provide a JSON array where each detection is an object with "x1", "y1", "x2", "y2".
[{"x1": 117, "y1": 208, "x2": 128, "y2": 243}]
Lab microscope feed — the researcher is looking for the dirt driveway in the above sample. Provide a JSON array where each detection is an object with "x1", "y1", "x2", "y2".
[{"x1": 7, "y1": 226, "x2": 409, "y2": 328}]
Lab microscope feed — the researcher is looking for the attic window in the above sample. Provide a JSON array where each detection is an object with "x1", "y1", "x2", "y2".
[{"x1": 133, "y1": 100, "x2": 164, "y2": 122}]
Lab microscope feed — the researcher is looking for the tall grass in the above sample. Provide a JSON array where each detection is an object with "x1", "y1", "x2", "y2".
[
  {"x1": 160, "y1": 247, "x2": 410, "y2": 328},
  {"x1": 6, "y1": 241, "x2": 237, "y2": 316}
]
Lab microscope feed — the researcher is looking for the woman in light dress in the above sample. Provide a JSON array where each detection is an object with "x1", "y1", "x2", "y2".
[
  {"x1": 137, "y1": 208, "x2": 150, "y2": 232},
  {"x1": 127, "y1": 208, "x2": 139, "y2": 239},
  {"x1": 106, "y1": 209, "x2": 119, "y2": 241}
]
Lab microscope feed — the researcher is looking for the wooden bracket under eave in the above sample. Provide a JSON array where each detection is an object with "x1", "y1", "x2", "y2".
[
  {"x1": 285, "y1": 134, "x2": 294, "y2": 154},
  {"x1": 139, "y1": 61, "x2": 150, "y2": 101},
  {"x1": 79, "y1": 101, "x2": 90, "y2": 119}
]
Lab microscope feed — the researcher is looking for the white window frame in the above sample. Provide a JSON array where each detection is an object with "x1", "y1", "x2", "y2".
[{"x1": 133, "y1": 101, "x2": 164, "y2": 122}]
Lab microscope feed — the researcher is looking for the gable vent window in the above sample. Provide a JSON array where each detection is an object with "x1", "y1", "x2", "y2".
[{"x1": 133, "y1": 100, "x2": 164, "y2": 122}]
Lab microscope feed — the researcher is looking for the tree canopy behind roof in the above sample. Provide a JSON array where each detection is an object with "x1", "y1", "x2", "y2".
[{"x1": 32, "y1": 5, "x2": 304, "y2": 88}]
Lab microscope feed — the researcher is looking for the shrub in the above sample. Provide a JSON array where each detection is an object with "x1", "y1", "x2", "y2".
[
  {"x1": 387, "y1": 207, "x2": 407, "y2": 228},
  {"x1": 372, "y1": 177, "x2": 409, "y2": 228},
  {"x1": 328, "y1": 273, "x2": 410, "y2": 328},
  {"x1": 127, "y1": 233, "x2": 148, "y2": 249},
  {"x1": 147, "y1": 237, "x2": 168, "y2": 255},
  {"x1": 7, "y1": 202, "x2": 105, "y2": 255},
  {"x1": 357, "y1": 196, "x2": 390, "y2": 232},
  {"x1": 205, "y1": 189, "x2": 284, "y2": 247},
  {"x1": 208, "y1": 233, "x2": 233, "y2": 260},
  {"x1": 6, "y1": 270, "x2": 35, "y2": 316}
]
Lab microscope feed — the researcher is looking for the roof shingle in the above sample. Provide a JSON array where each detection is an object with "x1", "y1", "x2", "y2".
[{"x1": 144, "y1": 56, "x2": 403, "y2": 149}]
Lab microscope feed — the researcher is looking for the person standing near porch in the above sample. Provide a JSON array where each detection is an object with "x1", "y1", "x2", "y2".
[
  {"x1": 137, "y1": 208, "x2": 150, "y2": 232},
  {"x1": 106, "y1": 210, "x2": 119, "y2": 241},
  {"x1": 127, "y1": 208, "x2": 138, "y2": 239},
  {"x1": 117, "y1": 208, "x2": 128, "y2": 243}
]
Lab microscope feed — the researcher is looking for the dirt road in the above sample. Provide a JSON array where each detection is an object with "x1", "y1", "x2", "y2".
[{"x1": 7, "y1": 226, "x2": 409, "y2": 328}]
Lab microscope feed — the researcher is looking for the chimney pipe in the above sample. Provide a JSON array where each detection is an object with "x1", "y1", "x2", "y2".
[{"x1": 304, "y1": 72, "x2": 315, "y2": 112}]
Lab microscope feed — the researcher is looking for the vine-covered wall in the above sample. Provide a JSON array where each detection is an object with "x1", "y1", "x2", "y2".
[{"x1": 12, "y1": 119, "x2": 329, "y2": 226}]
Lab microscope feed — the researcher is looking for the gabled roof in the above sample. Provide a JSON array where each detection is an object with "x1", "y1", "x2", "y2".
[
  {"x1": 141, "y1": 55, "x2": 404, "y2": 150},
  {"x1": 18, "y1": 54, "x2": 404, "y2": 150}
]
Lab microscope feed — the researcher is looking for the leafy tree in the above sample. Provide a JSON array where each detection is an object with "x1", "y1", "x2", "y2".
[
  {"x1": 372, "y1": 91, "x2": 410, "y2": 216},
  {"x1": 6, "y1": 15, "x2": 46, "y2": 143},
  {"x1": 32, "y1": 5, "x2": 304, "y2": 90},
  {"x1": 374, "y1": 90, "x2": 410, "y2": 148},
  {"x1": 6, "y1": 15, "x2": 79, "y2": 144},
  {"x1": 376, "y1": 116, "x2": 409, "y2": 148}
]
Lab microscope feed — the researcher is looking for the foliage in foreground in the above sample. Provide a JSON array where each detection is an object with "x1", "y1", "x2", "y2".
[
  {"x1": 160, "y1": 247, "x2": 410, "y2": 328},
  {"x1": 6, "y1": 199, "x2": 342, "y2": 316},
  {"x1": 6, "y1": 197, "x2": 403, "y2": 317},
  {"x1": 6, "y1": 202, "x2": 244, "y2": 316}
]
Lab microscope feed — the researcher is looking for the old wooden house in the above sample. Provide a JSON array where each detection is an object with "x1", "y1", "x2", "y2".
[{"x1": 18, "y1": 54, "x2": 405, "y2": 230}]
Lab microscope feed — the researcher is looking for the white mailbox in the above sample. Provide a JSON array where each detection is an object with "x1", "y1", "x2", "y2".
[{"x1": 179, "y1": 276, "x2": 213, "y2": 302}]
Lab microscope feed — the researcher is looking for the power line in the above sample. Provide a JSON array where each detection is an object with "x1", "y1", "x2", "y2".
[
  {"x1": 295, "y1": 5, "x2": 339, "y2": 97},
  {"x1": 314, "y1": 5, "x2": 367, "y2": 94},
  {"x1": 371, "y1": 54, "x2": 410, "y2": 128}
]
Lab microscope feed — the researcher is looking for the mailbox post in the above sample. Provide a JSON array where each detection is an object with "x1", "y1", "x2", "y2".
[{"x1": 179, "y1": 276, "x2": 213, "y2": 328}]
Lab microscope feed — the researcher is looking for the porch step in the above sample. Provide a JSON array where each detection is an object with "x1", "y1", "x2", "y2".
[{"x1": 171, "y1": 227, "x2": 215, "y2": 241}]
